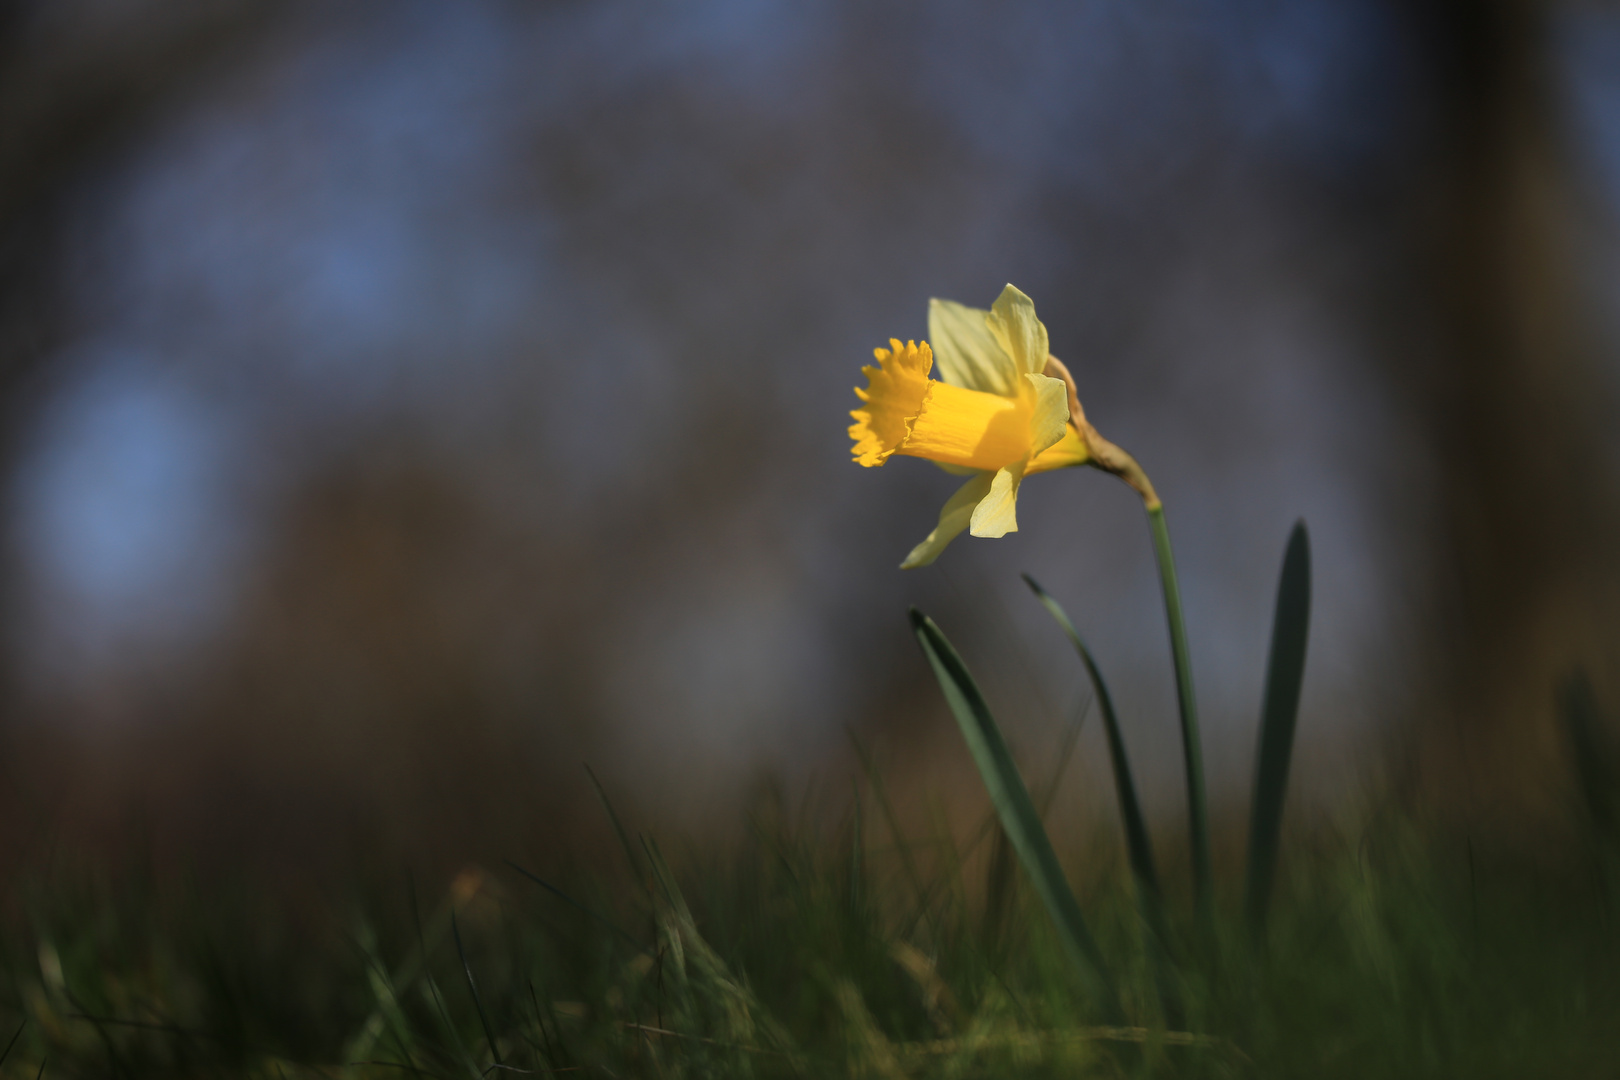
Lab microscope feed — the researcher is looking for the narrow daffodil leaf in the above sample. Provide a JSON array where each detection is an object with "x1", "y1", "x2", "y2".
[
  {"x1": 909, "y1": 609, "x2": 1122, "y2": 1019},
  {"x1": 1022, "y1": 574, "x2": 1184, "y2": 1026},
  {"x1": 1021, "y1": 575, "x2": 1161, "y2": 900},
  {"x1": 1244, "y1": 520, "x2": 1312, "y2": 938}
]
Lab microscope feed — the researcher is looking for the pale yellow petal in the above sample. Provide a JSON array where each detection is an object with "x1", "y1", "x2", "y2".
[
  {"x1": 1023, "y1": 372, "x2": 1070, "y2": 458},
  {"x1": 985, "y1": 285, "x2": 1049, "y2": 379},
  {"x1": 969, "y1": 460, "x2": 1027, "y2": 538},
  {"x1": 900, "y1": 472, "x2": 995, "y2": 569},
  {"x1": 927, "y1": 298, "x2": 1019, "y2": 397},
  {"x1": 1026, "y1": 424, "x2": 1090, "y2": 475}
]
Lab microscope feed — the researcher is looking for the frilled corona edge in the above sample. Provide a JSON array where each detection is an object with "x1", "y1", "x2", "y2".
[{"x1": 850, "y1": 339, "x2": 932, "y2": 467}]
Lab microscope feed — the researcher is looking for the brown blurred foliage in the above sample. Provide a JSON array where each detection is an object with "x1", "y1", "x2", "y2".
[{"x1": 1, "y1": 0, "x2": 1618, "y2": 886}]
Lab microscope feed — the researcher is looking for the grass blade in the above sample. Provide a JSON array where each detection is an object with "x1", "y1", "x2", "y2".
[
  {"x1": 0, "y1": 1020, "x2": 24, "y2": 1068},
  {"x1": 503, "y1": 861, "x2": 650, "y2": 957},
  {"x1": 1560, "y1": 669, "x2": 1616, "y2": 840},
  {"x1": 848, "y1": 780, "x2": 865, "y2": 916},
  {"x1": 909, "y1": 608, "x2": 1122, "y2": 1020},
  {"x1": 451, "y1": 910, "x2": 502, "y2": 1067},
  {"x1": 584, "y1": 764, "x2": 650, "y2": 898},
  {"x1": 848, "y1": 731, "x2": 939, "y2": 943},
  {"x1": 1033, "y1": 692, "x2": 1091, "y2": 818},
  {"x1": 1244, "y1": 520, "x2": 1312, "y2": 937},
  {"x1": 409, "y1": 878, "x2": 480, "y2": 1079}
]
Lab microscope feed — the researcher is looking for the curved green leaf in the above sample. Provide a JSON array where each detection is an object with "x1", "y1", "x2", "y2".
[
  {"x1": 1023, "y1": 575, "x2": 1184, "y2": 1026},
  {"x1": 909, "y1": 609, "x2": 1122, "y2": 1020},
  {"x1": 1022, "y1": 574, "x2": 1161, "y2": 902},
  {"x1": 1244, "y1": 520, "x2": 1312, "y2": 937}
]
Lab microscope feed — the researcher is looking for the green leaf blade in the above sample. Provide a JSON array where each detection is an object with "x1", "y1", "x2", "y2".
[
  {"x1": 1146, "y1": 505, "x2": 1212, "y2": 922},
  {"x1": 1022, "y1": 574, "x2": 1185, "y2": 1027},
  {"x1": 908, "y1": 608, "x2": 1122, "y2": 1020},
  {"x1": 1244, "y1": 520, "x2": 1312, "y2": 937},
  {"x1": 1021, "y1": 574, "x2": 1161, "y2": 902}
]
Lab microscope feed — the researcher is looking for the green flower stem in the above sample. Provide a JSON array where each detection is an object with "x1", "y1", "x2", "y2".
[{"x1": 1147, "y1": 503, "x2": 1211, "y2": 919}]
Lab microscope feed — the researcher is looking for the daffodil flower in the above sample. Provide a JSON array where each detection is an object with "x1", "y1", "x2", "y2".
[
  {"x1": 850, "y1": 284, "x2": 1156, "y2": 568},
  {"x1": 853, "y1": 286, "x2": 1208, "y2": 925}
]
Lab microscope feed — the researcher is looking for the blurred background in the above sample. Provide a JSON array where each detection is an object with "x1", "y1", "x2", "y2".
[{"x1": 0, "y1": 0, "x2": 1617, "y2": 884}]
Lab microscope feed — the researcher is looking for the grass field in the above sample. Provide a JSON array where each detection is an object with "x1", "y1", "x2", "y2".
[
  {"x1": 2, "y1": 789, "x2": 1617, "y2": 1078},
  {"x1": 5, "y1": 532, "x2": 1616, "y2": 1076}
]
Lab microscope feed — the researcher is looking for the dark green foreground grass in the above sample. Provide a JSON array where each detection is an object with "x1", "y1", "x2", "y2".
[{"x1": 2, "y1": 805, "x2": 1617, "y2": 1079}]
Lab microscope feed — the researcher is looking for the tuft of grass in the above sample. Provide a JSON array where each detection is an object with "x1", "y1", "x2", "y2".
[{"x1": 0, "y1": 795, "x2": 1618, "y2": 1075}]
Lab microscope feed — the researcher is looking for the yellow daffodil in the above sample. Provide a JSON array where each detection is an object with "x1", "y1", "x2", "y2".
[{"x1": 850, "y1": 284, "x2": 1156, "y2": 568}]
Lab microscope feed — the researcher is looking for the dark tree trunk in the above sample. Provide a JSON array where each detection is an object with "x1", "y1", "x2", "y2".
[{"x1": 1397, "y1": 0, "x2": 1620, "y2": 826}]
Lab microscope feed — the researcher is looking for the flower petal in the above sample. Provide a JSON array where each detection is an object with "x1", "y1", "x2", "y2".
[
  {"x1": 986, "y1": 285, "x2": 1049, "y2": 380},
  {"x1": 900, "y1": 472, "x2": 995, "y2": 569},
  {"x1": 927, "y1": 298, "x2": 1019, "y2": 397},
  {"x1": 1024, "y1": 372, "x2": 1070, "y2": 458},
  {"x1": 1026, "y1": 424, "x2": 1090, "y2": 475},
  {"x1": 970, "y1": 460, "x2": 1027, "y2": 538}
]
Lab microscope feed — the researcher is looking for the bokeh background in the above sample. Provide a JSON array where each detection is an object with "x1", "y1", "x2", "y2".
[{"x1": 1, "y1": 0, "x2": 1618, "y2": 883}]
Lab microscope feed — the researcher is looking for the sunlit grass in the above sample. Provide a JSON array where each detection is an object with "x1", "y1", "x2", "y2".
[
  {"x1": 6, "y1": 518, "x2": 1618, "y2": 1075},
  {"x1": 1, "y1": 792, "x2": 1617, "y2": 1078}
]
